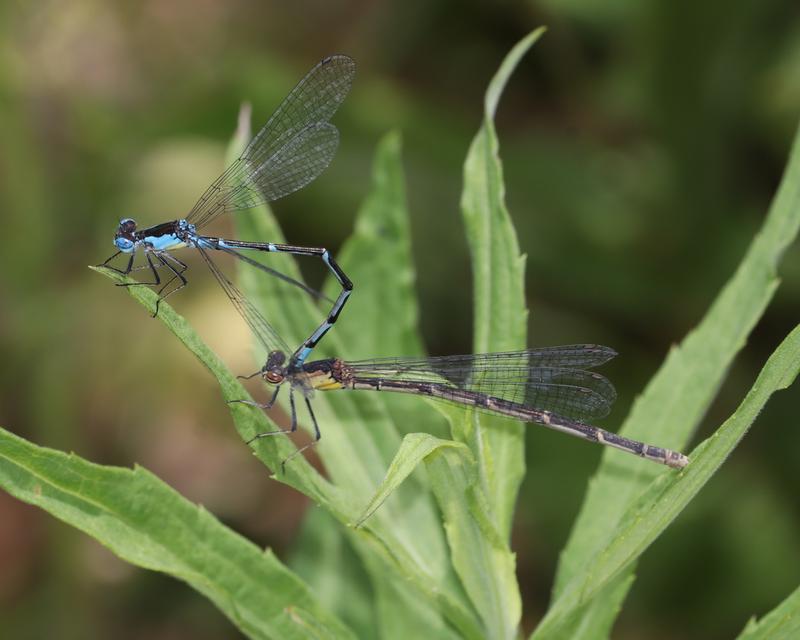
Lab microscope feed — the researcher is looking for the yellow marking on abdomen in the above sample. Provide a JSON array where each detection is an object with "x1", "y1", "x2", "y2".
[{"x1": 311, "y1": 379, "x2": 344, "y2": 391}]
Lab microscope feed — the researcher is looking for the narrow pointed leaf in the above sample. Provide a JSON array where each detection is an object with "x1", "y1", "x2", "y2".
[
  {"x1": 354, "y1": 433, "x2": 470, "y2": 526},
  {"x1": 228, "y1": 112, "x2": 473, "y2": 634},
  {"x1": 550, "y1": 119, "x2": 800, "y2": 637},
  {"x1": 426, "y1": 441, "x2": 521, "y2": 640},
  {"x1": 326, "y1": 130, "x2": 423, "y2": 358},
  {"x1": 535, "y1": 324, "x2": 800, "y2": 638},
  {"x1": 436, "y1": 28, "x2": 545, "y2": 639},
  {"x1": 737, "y1": 585, "x2": 800, "y2": 640},
  {"x1": 91, "y1": 265, "x2": 338, "y2": 506},
  {"x1": 459, "y1": 28, "x2": 544, "y2": 539}
]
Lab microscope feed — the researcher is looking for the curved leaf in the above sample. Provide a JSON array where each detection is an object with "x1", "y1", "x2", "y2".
[
  {"x1": 449, "y1": 28, "x2": 545, "y2": 639},
  {"x1": 737, "y1": 585, "x2": 800, "y2": 640},
  {"x1": 354, "y1": 433, "x2": 470, "y2": 526},
  {"x1": 0, "y1": 426, "x2": 354, "y2": 640},
  {"x1": 549, "y1": 118, "x2": 800, "y2": 638},
  {"x1": 535, "y1": 323, "x2": 800, "y2": 638}
]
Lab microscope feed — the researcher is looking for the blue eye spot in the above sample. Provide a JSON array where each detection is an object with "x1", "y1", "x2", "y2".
[{"x1": 115, "y1": 237, "x2": 135, "y2": 252}]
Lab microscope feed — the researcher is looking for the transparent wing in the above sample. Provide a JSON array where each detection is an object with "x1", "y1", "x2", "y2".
[
  {"x1": 188, "y1": 123, "x2": 339, "y2": 229},
  {"x1": 212, "y1": 243, "x2": 332, "y2": 304},
  {"x1": 247, "y1": 122, "x2": 339, "y2": 202},
  {"x1": 187, "y1": 55, "x2": 355, "y2": 228},
  {"x1": 196, "y1": 246, "x2": 291, "y2": 356},
  {"x1": 345, "y1": 346, "x2": 618, "y2": 420},
  {"x1": 347, "y1": 345, "x2": 616, "y2": 372}
]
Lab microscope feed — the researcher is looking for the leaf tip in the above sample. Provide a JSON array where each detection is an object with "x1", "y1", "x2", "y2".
[{"x1": 484, "y1": 27, "x2": 548, "y2": 119}]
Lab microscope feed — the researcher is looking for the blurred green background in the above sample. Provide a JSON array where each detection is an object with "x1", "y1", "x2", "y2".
[{"x1": 1, "y1": 1, "x2": 798, "y2": 638}]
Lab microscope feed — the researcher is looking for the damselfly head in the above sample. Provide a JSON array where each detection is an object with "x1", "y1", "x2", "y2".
[
  {"x1": 114, "y1": 218, "x2": 137, "y2": 252},
  {"x1": 263, "y1": 350, "x2": 288, "y2": 384}
]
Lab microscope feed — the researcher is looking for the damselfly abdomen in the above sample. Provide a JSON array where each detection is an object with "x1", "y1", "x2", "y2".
[
  {"x1": 238, "y1": 346, "x2": 689, "y2": 470},
  {"x1": 100, "y1": 55, "x2": 356, "y2": 367}
]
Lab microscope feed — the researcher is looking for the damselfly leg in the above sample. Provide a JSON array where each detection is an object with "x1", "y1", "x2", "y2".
[
  {"x1": 238, "y1": 386, "x2": 322, "y2": 472},
  {"x1": 101, "y1": 55, "x2": 357, "y2": 362},
  {"x1": 113, "y1": 251, "x2": 188, "y2": 315}
]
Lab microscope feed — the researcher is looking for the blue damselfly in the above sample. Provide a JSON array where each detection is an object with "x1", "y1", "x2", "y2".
[{"x1": 100, "y1": 55, "x2": 355, "y2": 367}]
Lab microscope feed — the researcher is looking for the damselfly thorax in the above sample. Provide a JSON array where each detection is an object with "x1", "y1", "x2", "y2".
[
  {"x1": 114, "y1": 218, "x2": 195, "y2": 253},
  {"x1": 100, "y1": 55, "x2": 357, "y2": 368}
]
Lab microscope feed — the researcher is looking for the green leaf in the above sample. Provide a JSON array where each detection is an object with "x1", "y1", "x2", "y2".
[
  {"x1": 423, "y1": 28, "x2": 544, "y2": 639},
  {"x1": 354, "y1": 433, "x2": 470, "y2": 527},
  {"x1": 227, "y1": 114, "x2": 479, "y2": 637},
  {"x1": 0, "y1": 426, "x2": 355, "y2": 640},
  {"x1": 326, "y1": 130, "x2": 423, "y2": 359},
  {"x1": 550, "y1": 119, "x2": 800, "y2": 637},
  {"x1": 459, "y1": 28, "x2": 543, "y2": 541},
  {"x1": 93, "y1": 263, "x2": 483, "y2": 638},
  {"x1": 559, "y1": 575, "x2": 636, "y2": 640},
  {"x1": 290, "y1": 508, "x2": 376, "y2": 636},
  {"x1": 90, "y1": 265, "x2": 338, "y2": 508},
  {"x1": 324, "y1": 131, "x2": 446, "y2": 437},
  {"x1": 359, "y1": 548, "x2": 465, "y2": 640},
  {"x1": 534, "y1": 323, "x2": 800, "y2": 638},
  {"x1": 737, "y1": 585, "x2": 800, "y2": 640},
  {"x1": 425, "y1": 442, "x2": 521, "y2": 640}
]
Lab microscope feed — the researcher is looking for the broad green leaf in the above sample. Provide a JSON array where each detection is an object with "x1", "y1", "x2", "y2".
[
  {"x1": 351, "y1": 526, "x2": 483, "y2": 640},
  {"x1": 316, "y1": 133, "x2": 459, "y2": 640},
  {"x1": 534, "y1": 323, "x2": 800, "y2": 638},
  {"x1": 737, "y1": 585, "x2": 800, "y2": 640},
  {"x1": 459, "y1": 28, "x2": 543, "y2": 540},
  {"x1": 323, "y1": 131, "x2": 447, "y2": 437},
  {"x1": 560, "y1": 574, "x2": 636, "y2": 640},
  {"x1": 0, "y1": 426, "x2": 355, "y2": 640},
  {"x1": 550, "y1": 120, "x2": 800, "y2": 637}
]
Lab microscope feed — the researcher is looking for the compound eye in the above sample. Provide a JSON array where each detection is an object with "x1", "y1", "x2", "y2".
[
  {"x1": 114, "y1": 237, "x2": 134, "y2": 252},
  {"x1": 119, "y1": 218, "x2": 137, "y2": 233}
]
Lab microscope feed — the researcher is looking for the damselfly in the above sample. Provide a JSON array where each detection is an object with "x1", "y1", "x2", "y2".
[
  {"x1": 219, "y1": 268, "x2": 690, "y2": 469},
  {"x1": 100, "y1": 55, "x2": 355, "y2": 367}
]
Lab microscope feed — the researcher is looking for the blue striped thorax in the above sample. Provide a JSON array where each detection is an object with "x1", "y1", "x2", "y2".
[{"x1": 113, "y1": 218, "x2": 197, "y2": 253}]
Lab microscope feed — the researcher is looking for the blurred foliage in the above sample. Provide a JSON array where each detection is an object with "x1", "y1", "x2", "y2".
[{"x1": 0, "y1": 2, "x2": 798, "y2": 639}]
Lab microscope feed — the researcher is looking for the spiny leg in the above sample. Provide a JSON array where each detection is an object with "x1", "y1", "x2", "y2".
[
  {"x1": 278, "y1": 396, "x2": 322, "y2": 473},
  {"x1": 244, "y1": 386, "x2": 297, "y2": 445},
  {"x1": 98, "y1": 251, "x2": 135, "y2": 275},
  {"x1": 106, "y1": 250, "x2": 168, "y2": 276},
  {"x1": 116, "y1": 251, "x2": 161, "y2": 288},
  {"x1": 305, "y1": 396, "x2": 321, "y2": 441},
  {"x1": 236, "y1": 369, "x2": 263, "y2": 381},
  {"x1": 229, "y1": 384, "x2": 281, "y2": 410},
  {"x1": 156, "y1": 253, "x2": 188, "y2": 300},
  {"x1": 151, "y1": 253, "x2": 188, "y2": 316},
  {"x1": 113, "y1": 252, "x2": 185, "y2": 316}
]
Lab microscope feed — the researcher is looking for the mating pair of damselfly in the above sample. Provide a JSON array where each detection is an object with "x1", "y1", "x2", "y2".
[{"x1": 102, "y1": 55, "x2": 689, "y2": 470}]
